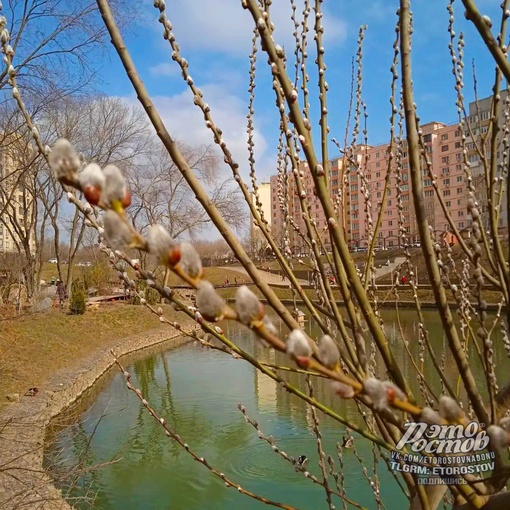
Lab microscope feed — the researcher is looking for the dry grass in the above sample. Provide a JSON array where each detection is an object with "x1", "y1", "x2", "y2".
[
  {"x1": 0, "y1": 302, "x2": 186, "y2": 409},
  {"x1": 166, "y1": 266, "x2": 248, "y2": 286}
]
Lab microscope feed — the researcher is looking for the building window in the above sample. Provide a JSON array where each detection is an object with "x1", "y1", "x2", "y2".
[
  {"x1": 480, "y1": 111, "x2": 490, "y2": 121},
  {"x1": 388, "y1": 220, "x2": 393, "y2": 226},
  {"x1": 350, "y1": 184, "x2": 358, "y2": 191},
  {"x1": 466, "y1": 142, "x2": 475, "y2": 151},
  {"x1": 457, "y1": 187, "x2": 463, "y2": 194},
  {"x1": 376, "y1": 162, "x2": 380, "y2": 168},
  {"x1": 376, "y1": 152, "x2": 380, "y2": 158},
  {"x1": 351, "y1": 194, "x2": 358, "y2": 201},
  {"x1": 423, "y1": 134, "x2": 432, "y2": 143},
  {"x1": 376, "y1": 172, "x2": 381, "y2": 178},
  {"x1": 468, "y1": 154, "x2": 479, "y2": 164},
  {"x1": 377, "y1": 192, "x2": 381, "y2": 198},
  {"x1": 443, "y1": 189, "x2": 451, "y2": 196},
  {"x1": 424, "y1": 190, "x2": 434, "y2": 197},
  {"x1": 332, "y1": 179, "x2": 338, "y2": 186},
  {"x1": 455, "y1": 141, "x2": 461, "y2": 148},
  {"x1": 443, "y1": 178, "x2": 450, "y2": 186},
  {"x1": 441, "y1": 145, "x2": 449, "y2": 152},
  {"x1": 424, "y1": 179, "x2": 432, "y2": 187},
  {"x1": 456, "y1": 164, "x2": 462, "y2": 170},
  {"x1": 441, "y1": 156, "x2": 450, "y2": 164},
  {"x1": 458, "y1": 222, "x2": 464, "y2": 229},
  {"x1": 442, "y1": 167, "x2": 449, "y2": 175},
  {"x1": 456, "y1": 175, "x2": 463, "y2": 182},
  {"x1": 441, "y1": 134, "x2": 449, "y2": 141},
  {"x1": 456, "y1": 153, "x2": 462, "y2": 161},
  {"x1": 445, "y1": 200, "x2": 451, "y2": 207},
  {"x1": 458, "y1": 210, "x2": 464, "y2": 217},
  {"x1": 455, "y1": 129, "x2": 461, "y2": 137}
]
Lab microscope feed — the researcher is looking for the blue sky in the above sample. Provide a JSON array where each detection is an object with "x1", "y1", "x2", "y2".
[{"x1": 97, "y1": 0, "x2": 504, "y2": 183}]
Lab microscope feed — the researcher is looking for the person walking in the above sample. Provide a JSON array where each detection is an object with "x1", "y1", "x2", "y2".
[{"x1": 56, "y1": 280, "x2": 66, "y2": 308}]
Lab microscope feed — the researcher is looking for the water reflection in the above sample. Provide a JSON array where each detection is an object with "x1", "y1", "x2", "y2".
[{"x1": 45, "y1": 309, "x2": 506, "y2": 510}]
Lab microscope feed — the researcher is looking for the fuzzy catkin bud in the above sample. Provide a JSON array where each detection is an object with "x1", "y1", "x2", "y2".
[
  {"x1": 48, "y1": 138, "x2": 81, "y2": 184},
  {"x1": 179, "y1": 242, "x2": 202, "y2": 278},
  {"x1": 262, "y1": 316, "x2": 277, "y2": 336},
  {"x1": 79, "y1": 163, "x2": 105, "y2": 204},
  {"x1": 318, "y1": 335, "x2": 340, "y2": 368},
  {"x1": 363, "y1": 378, "x2": 388, "y2": 410},
  {"x1": 382, "y1": 381, "x2": 406, "y2": 402},
  {"x1": 79, "y1": 163, "x2": 105, "y2": 190},
  {"x1": 499, "y1": 416, "x2": 510, "y2": 431},
  {"x1": 487, "y1": 425, "x2": 510, "y2": 449},
  {"x1": 438, "y1": 396, "x2": 463, "y2": 422},
  {"x1": 286, "y1": 329, "x2": 312, "y2": 358},
  {"x1": 196, "y1": 281, "x2": 226, "y2": 321},
  {"x1": 146, "y1": 224, "x2": 177, "y2": 263},
  {"x1": 103, "y1": 164, "x2": 127, "y2": 204},
  {"x1": 235, "y1": 285, "x2": 263, "y2": 325},
  {"x1": 103, "y1": 210, "x2": 133, "y2": 251},
  {"x1": 331, "y1": 381, "x2": 355, "y2": 398}
]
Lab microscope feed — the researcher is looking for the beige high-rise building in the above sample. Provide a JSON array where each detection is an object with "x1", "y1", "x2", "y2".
[
  {"x1": 270, "y1": 122, "x2": 471, "y2": 251},
  {"x1": 465, "y1": 90, "x2": 508, "y2": 234},
  {"x1": 0, "y1": 136, "x2": 37, "y2": 255},
  {"x1": 250, "y1": 181, "x2": 272, "y2": 256}
]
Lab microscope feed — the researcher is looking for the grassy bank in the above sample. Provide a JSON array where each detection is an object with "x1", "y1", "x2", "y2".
[{"x1": 0, "y1": 303, "x2": 192, "y2": 409}]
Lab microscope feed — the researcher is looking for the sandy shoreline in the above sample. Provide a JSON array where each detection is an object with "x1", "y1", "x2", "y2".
[{"x1": 0, "y1": 328, "x2": 194, "y2": 510}]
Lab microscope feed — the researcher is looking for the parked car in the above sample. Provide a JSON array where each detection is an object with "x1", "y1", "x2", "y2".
[{"x1": 48, "y1": 258, "x2": 58, "y2": 263}]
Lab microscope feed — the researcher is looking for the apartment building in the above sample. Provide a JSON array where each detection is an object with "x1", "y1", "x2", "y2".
[
  {"x1": 250, "y1": 181, "x2": 272, "y2": 251},
  {"x1": 0, "y1": 136, "x2": 37, "y2": 255},
  {"x1": 270, "y1": 157, "x2": 347, "y2": 254},
  {"x1": 268, "y1": 92, "x2": 508, "y2": 254},
  {"x1": 270, "y1": 122, "x2": 468, "y2": 252},
  {"x1": 464, "y1": 90, "x2": 509, "y2": 232}
]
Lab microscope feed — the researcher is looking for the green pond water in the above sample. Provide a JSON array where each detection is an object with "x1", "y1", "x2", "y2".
[{"x1": 44, "y1": 309, "x2": 508, "y2": 510}]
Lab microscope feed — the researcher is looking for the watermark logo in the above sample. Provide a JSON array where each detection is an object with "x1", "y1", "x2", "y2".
[{"x1": 390, "y1": 421, "x2": 495, "y2": 485}]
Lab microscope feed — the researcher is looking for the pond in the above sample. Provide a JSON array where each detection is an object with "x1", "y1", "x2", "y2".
[{"x1": 44, "y1": 309, "x2": 507, "y2": 509}]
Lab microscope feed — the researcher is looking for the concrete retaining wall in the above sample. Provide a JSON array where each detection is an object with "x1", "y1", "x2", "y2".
[{"x1": 0, "y1": 328, "x2": 193, "y2": 510}]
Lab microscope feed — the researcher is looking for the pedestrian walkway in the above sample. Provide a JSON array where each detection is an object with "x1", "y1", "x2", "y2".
[{"x1": 225, "y1": 266, "x2": 307, "y2": 286}]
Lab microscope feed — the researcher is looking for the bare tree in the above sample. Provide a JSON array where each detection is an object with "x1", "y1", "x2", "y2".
[
  {"x1": 3, "y1": 0, "x2": 510, "y2": 509},
  {"x1": 0, "y1": 0, "x2": 137, "y2": 96},
  {"x1": 129, "y1": 142, "x2": 247, "y2": 240}
]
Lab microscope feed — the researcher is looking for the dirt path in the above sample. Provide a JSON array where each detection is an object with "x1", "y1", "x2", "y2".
[{"x1": 224, "y1": 266, "x2": 308, "y2": 286}]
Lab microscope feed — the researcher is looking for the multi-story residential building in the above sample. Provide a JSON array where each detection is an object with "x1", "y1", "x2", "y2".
[
  {"x1": 270, "y1": 123, "x2": 467, "y2": 252},
  {"x1": 465, "y1": 90, "x2": 509, "y2": 233},
  {"x1": 0, "y1": 136, "x2": 37, "y2": 255},
  {"x1": 270, "y1": 157, "x2": 347, "y2": 254},
  {"x1": 269, "y1": 91, "x2": 508, "y2": 253},
  {"x1": 250, "y1": 181, "x2": 272, "y2": 254}
]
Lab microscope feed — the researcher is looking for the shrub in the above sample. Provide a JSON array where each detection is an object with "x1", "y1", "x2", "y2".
[
  {"x1": 131, "y1": 279, "x2": 160, "y2": 305},
  {"x1": 69, "y1": 281, "x2": 86, "y2": 315}
]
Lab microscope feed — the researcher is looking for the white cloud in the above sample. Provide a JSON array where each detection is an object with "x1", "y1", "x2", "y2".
[
  {"x1": 164, "y1": 0, "x2": 347, "y2": 56},
  {"x1": 124, "y1": 83, "x2": 276, "y2": 182},
  {"x1": 149, "y1": 62, "x2": 180, "y2": 77}
]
